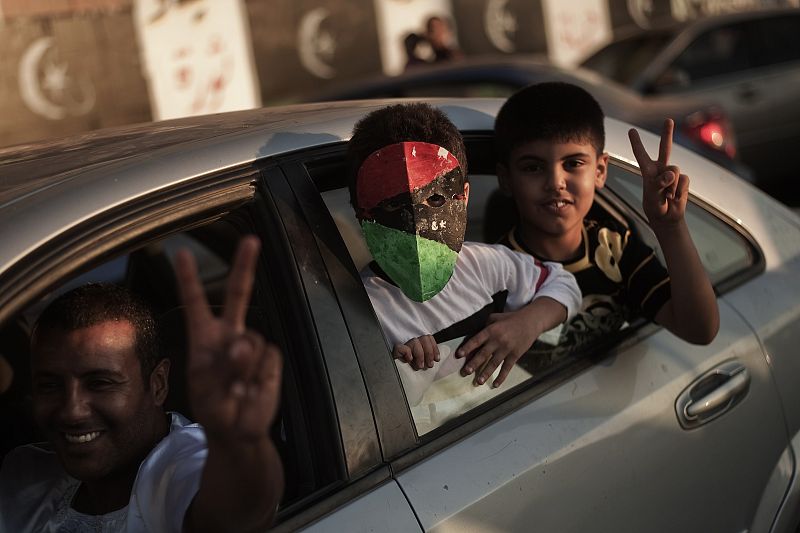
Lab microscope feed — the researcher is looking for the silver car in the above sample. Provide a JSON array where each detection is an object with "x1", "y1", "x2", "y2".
[
  {"x1": 1, "y1": 98, "x2": 799, "y2": 532},
  {"x1": 581, "y1": 7, "x2": 800, "y2": 205}
]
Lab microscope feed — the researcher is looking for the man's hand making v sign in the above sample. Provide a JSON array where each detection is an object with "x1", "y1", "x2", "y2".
[
  {"x1": 176, "y1": 236, "x2": 284, "y2": 533},
  {"x1": 628, "y1": 119, "x2": 720, "y2": 345}
]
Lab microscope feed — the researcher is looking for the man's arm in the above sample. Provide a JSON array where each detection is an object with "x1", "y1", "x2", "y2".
[
  {"x1": 176, "y1": 236, "x2": 284, "y2": 533},
  {"x1": 629, "y1": 119, "x2": 720, "y2": 344}
]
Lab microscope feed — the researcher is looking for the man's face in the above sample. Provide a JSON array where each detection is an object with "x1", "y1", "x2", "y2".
[
  {"x1": 500, "y1": 138, "x2": 607, "y2": 248},
  {"x1": 356, "y1": 141, "x2": 468, "y2": 301},
  {"x1": 31, "y1": 320, "x2": 167, "y2": 482}
]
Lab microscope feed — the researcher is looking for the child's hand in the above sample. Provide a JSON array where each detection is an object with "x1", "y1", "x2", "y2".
[
  {"x1": 393, "y1": 334, "x2": 439, "y2": 370},
  {"x1": 455, "y1": 308, "x2": 540, "y2": 388},
  {"x1": 628, "y1": 119, "x2": 690, "y2": 228}
]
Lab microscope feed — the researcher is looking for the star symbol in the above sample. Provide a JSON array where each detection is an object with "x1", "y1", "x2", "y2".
[
  {"x1": 42, "y1": 61, "x2": 69, "y2": 98},
  {"x1": 315, "y1": 30, "x2": 336, "y2": 61}
]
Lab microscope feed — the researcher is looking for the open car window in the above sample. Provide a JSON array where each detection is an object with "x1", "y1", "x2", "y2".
[
  {"x1": 0, "y1": 197, "x2": 344, "y2": 519},
  {"x1": 312, "y1": 145, "x2": 762, "y2": 438},
  {"x1": 605, "y1": 162, "x2": 759, "y2": 288}
]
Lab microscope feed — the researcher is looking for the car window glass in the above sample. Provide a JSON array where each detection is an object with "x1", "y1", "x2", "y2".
[
  {"x1": 0, "y1": 210, "x2": 326, "y2": 512},
  {"x1": 582, "y1": 32, "x2": 674, "y2": 85},
  {"x1": 751, "y1": 15, "x2": 800, "y2": 68},
  {"x1": 606, "y1": 163, "x2": 755, "y2": 285},
  {"x1": 667, "y1": 23, "x2": 755, "y2": 85}
]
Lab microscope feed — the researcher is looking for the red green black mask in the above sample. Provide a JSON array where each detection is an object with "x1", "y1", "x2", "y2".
[{"x1": 356, "y1": 141, "x2": 467, "y2": 302}]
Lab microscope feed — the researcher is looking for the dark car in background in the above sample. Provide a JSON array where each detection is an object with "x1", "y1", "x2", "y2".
[
  {"x1": 303, "y1": 55, "x2": 752, "y2": 182},
  {"x1": 581, "y1": 7, "x2": 800, "y2": 204}
]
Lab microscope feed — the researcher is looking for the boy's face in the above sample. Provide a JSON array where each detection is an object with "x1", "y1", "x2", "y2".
[
  {"x1": 355, "y1": 141, "x2": 469, "y2": 301},
  {"x1": 499, "y1": 138, "x2": 608, "y2": 246}
]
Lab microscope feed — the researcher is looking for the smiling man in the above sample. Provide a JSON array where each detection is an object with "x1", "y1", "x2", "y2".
[{"x1": 0, "y1": 237, "x2": 283, "y2": 532}]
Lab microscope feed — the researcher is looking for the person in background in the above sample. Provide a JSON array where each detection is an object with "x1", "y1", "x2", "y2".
[{"x1": 425, "y1": 15, "x2": 463, "y2": 63}]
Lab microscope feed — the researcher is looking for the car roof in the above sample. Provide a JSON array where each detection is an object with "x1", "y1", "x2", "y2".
[
  {"x1": 602, "y1": 6, "x2": 800, "y2": 42},
  {"x1": 0, "y1": 98, "x2": 503, "y2": 275},
  {"x1": 0, "y1": 97, "x2": 772, "y2": 281}
]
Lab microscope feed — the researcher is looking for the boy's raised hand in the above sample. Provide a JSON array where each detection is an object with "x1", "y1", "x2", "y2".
[
  {"x1": 176, "y1": 236, "x2": 282, "y2": 441},
  {"x1": 628, "y1": 118, "x2": 690, "y2": 227}
]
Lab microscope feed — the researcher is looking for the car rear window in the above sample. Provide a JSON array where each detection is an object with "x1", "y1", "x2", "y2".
[{"x1": 581, "y1": 32, "x2": 675, "y2": 85}]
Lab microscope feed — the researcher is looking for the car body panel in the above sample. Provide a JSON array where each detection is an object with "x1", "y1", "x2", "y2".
[
  {"x1": 301, "y1": 481, "x2": 421, "y2": 532},
  {"x1": 396, "y1": 300, "x2": 787, "y2": 532}
]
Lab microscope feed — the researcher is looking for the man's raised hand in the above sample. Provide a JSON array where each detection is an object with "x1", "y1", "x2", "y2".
[{"x1": 175, "y1": 236, "x2": 282, "y2": 441}]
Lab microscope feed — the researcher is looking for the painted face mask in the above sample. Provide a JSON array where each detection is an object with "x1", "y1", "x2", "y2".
[{"x1": 356, "y1": 141, "x2": 467, "y2": 302}]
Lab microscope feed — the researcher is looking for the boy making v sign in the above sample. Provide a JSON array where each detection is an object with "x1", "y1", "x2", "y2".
[{"x1": 495, "y1": 82, "x2": 719, "y2": 355}]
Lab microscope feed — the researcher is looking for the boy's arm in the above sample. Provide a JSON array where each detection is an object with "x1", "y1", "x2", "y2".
[
  {"x1": 457, "y1": 296, "x2": 568, "y2": 387},
  {"x1": 176, "y1": 237, "x2": 284, "y2": 533},
  {"x1": 629, "y1": 120, "x2": 720, "y2": 345},
  {"x1": 393, "y1": 335, "x2": 439, "y2": 370},
  {"x1": 456, "y1": 260, "x2": 580, "y2": 388}
]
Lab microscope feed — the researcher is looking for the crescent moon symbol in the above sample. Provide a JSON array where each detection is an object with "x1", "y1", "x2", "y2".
[
  {"x1": 626, "y1": 0, "x2": 654, "y2": 28},
  {"x1": 485, "y1": 0, "x2": 516, "y2": 53},
  {"x1": 298, "y1": 7, "x2": 336, "y2": 79},
  {"x1": 19, "y1": 37, "x2": 66, "y2": 120}
]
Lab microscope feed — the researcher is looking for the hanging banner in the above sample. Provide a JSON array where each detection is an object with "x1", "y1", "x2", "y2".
[
  {"x1": 133, "y1": 0, "x2": 261, "y2": 120},
  {"x1": 452, "y1": 0, "x2": 547, "y2": 57},
  {"x1": 246, "y1": 0, "x2": 383, "y2": 102},
  {"x1": 542, "y1": 0, "x2": 612, "y2": 66}
]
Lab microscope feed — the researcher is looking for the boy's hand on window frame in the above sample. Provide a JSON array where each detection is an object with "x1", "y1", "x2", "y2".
[
  {"x1": 455, "y1": 308, "x2": 540, "y2": 388},
  {"x1": 393, "y1": 334, "x2": 439, "y2": 370}
]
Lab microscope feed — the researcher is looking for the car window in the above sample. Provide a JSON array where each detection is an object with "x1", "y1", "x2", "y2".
[
  {"x1": 666, "y1": 22, "x2": 756, "y2": 86},
  {"x1": 313, "y1": 152, "x2": 641, "y2": 437},
  {"x1": 581, "y1": 32, "x2": 675, "y2": 85},
  {"x1": 319, "y1": 172, "x2": 543, "y2": 436},
  {"x1": 751, "y1": 15, "x2": 800, "y2": 68},
  {"x1": 605, "y1": 163, "x2": 757, "y2": 286},
  {"x1": 0, "y1": 201, "x2": 339, "y2": 515}
]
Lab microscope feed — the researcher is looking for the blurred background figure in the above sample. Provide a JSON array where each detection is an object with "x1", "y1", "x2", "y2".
[
  {"x1": 425, "y1": 15, "x2": 463, "y2": 63},
  {"x1": 403, "y1": 32, "x2": 429, "y2": 71}
]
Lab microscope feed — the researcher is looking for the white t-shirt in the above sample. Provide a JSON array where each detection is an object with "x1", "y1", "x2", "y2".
[
  {"x1": 361, "y1": 241, "x2": 581, "y2": 405},
  {"x1": 0, "y1": 412, "x2": 206, "y2": 533}
]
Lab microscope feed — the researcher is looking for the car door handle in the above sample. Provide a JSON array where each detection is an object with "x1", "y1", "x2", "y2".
[{"x1": 676, "y1": 361, "x2": 750, "y2": 429}]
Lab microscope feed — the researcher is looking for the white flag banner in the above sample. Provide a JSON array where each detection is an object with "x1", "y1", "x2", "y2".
[
  {"x1": 133, "y1": 0, "x2": 261, "y2": 120},
  {"x1": 542, "y1": 0, "x2": 612, "y2": 66}
]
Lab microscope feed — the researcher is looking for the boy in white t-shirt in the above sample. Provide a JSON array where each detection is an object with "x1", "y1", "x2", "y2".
[{"x1": 346, "y1": 103, "x2": 581, "y2": 397}]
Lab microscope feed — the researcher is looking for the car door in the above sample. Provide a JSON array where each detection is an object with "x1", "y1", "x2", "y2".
[
  {"x1": 260, "y1": 162, "x2": 423, "y2": 532},
  {"x1": 295, "y1": 130, "x2": 791, "y2": 532},
  {"x1": 389, "y1": 161, "x2": 791, "y2": 533}
]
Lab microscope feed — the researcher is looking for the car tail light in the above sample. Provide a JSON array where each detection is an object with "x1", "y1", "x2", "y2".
[{"x1": 683, "y1": 108, "x2": 737, "y2": 159}]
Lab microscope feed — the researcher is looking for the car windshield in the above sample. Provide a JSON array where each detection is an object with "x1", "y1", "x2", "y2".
[{"x1": 582, "y1": 31, "x2": 675, "y2": 85}]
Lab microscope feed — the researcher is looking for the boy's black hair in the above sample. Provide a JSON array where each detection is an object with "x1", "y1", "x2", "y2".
[
  {"x1": 32, "y1": 283, "x2": 164, "y2": 385},
  {"x1": 346, "y1": 103, "x2": 468, "y2": 208},
  {"x1": 494, "y1": 82, "x2": 605, "y2": 164}
]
